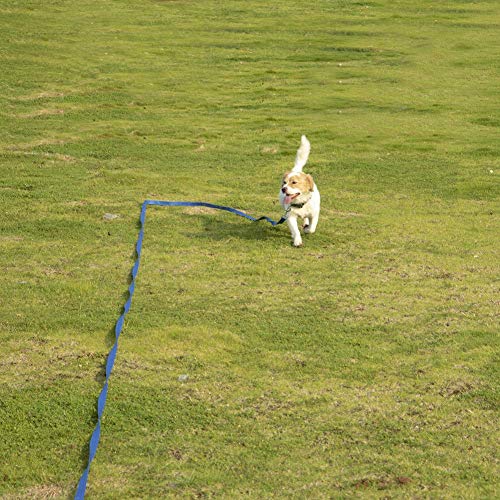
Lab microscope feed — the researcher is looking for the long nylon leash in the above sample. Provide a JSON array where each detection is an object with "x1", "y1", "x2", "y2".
[{"x1": 74, "y1": 200, "x2": 286, "y2": 499}]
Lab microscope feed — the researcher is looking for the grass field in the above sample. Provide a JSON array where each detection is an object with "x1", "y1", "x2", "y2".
[{"x1": 1, "y1": 0, "x2": 499, "y2": 497}]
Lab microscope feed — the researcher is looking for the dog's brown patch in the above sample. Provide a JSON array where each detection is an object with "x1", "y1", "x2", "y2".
[{"x1": 283, "y1": 172, "x2": 314, "y2": 193}]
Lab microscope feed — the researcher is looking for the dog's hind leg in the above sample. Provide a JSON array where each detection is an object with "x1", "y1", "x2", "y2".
[{"x1": 304, "y1": 213, "x2": 319, "y2": 234}]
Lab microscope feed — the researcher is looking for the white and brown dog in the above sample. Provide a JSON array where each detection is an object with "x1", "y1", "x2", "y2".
[{"x1": 279, "y1": 135, "x2": 320, "y2": 247}]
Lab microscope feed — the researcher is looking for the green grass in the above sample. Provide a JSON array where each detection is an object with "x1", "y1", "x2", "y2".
[{"x1": 1, "y1": 0, "x2": 498, "y2": 497}]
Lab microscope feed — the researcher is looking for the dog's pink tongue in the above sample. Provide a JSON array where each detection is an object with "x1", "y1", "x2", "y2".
[{"x1": 284, "y1": 195, "x2": 293, "y2": 205}]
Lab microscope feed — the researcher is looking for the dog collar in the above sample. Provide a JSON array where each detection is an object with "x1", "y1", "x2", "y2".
[{"x1": 291, "y1": 195, "x2": 312, "y2": 208}]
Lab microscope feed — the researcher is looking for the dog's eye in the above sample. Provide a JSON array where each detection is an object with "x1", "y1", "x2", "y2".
[{"x1": 292, "y1": 181, "x2": 297, "y2": 185}]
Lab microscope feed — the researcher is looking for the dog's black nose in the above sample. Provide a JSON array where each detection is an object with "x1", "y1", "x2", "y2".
[{"x1": 282, "y1": 187, "x2": 287, "y2": 194}]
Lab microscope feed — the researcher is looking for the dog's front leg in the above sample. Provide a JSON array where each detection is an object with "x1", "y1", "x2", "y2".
[
  {"x1": 304, "y1": 213, "x2": 319, "y2": 234},
  {"x1": 287, "y1": 215, "x2": 302, "y2": 247}
]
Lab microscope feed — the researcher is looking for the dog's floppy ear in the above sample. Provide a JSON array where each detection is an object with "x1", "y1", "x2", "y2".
[{"x1": 305, "y1": 174, "x2": 314, "y2": 192}]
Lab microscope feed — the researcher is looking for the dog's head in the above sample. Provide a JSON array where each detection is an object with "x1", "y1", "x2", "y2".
[{"x1": 281, "y1": 171, "x2": 315, "y2": 205}]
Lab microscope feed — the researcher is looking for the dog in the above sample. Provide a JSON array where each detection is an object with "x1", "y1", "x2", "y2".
[{"x1": 279, "y1": 135, "x2": 320, "y2": 247}]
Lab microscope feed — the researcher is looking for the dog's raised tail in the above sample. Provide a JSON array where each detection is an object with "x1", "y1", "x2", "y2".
[{"x1": 292, "y1": 135, "x2": 311, "y2": 173}]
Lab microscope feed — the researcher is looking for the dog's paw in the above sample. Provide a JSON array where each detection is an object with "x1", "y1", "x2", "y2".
[{"x1": 292, "y1": 239, "x2": 303, "y2": 247}]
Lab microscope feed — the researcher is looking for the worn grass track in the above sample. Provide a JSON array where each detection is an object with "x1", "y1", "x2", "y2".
[{"x1": 0, "y1": 0, "x2": 498, "y2": 497}]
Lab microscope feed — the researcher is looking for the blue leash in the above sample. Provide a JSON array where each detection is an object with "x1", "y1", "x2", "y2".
[{"x1": 74, "y1": 200, "x2": 286, "y2": 499}]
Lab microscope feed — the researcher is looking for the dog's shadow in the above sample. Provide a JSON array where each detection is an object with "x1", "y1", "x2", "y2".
[{"x1": 183, "y1": 212, "x2": 286, "y2": 242}]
